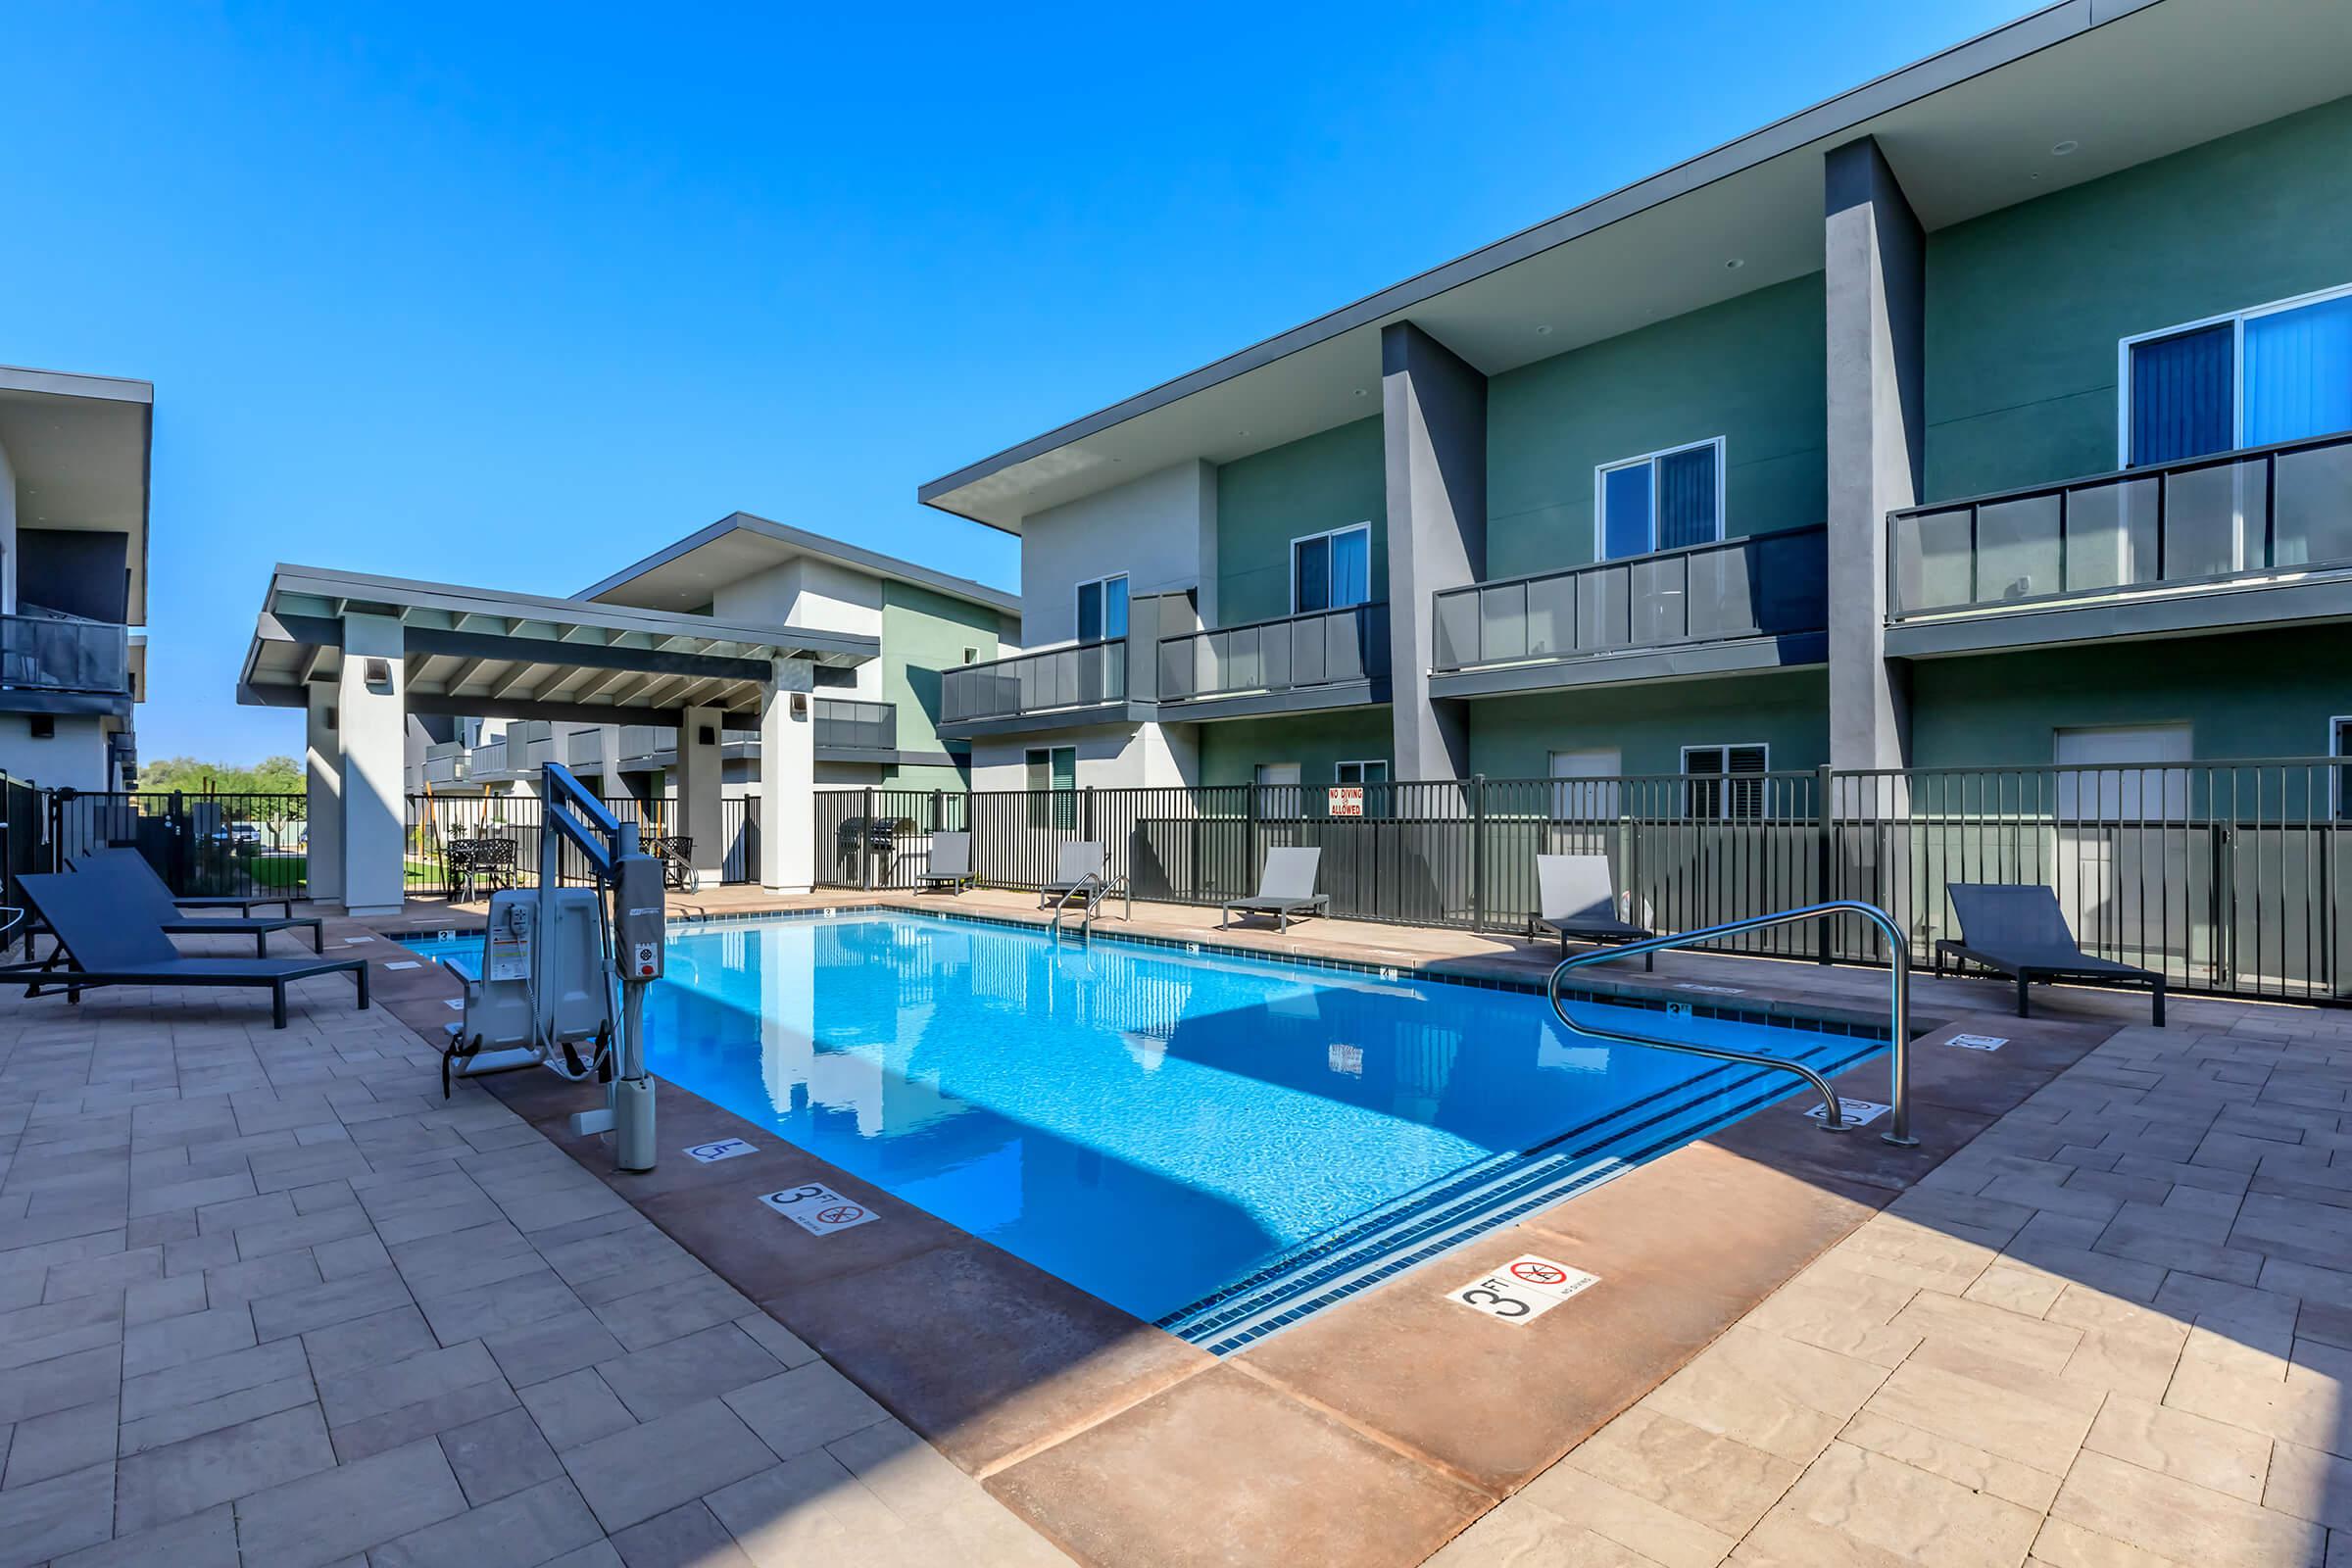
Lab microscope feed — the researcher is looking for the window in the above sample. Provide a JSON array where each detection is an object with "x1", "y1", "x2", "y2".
[
  {"x1": 811, "y1": 664, "x2": 857, "y2": 689},
  {"x1": 1253, "y1": 761, "x2": 1300, "y2": 817},
  {"x1": 1596, "y1": 438, "x2": 1724, "y2": 562},
  {"x1": 1076, "y1": 574, "x2": 1128, "y2": 643},
  {"x1": 2122, "y1": 283, "x2": 2352, "y2": 466},
  {"x1": 1548, "y1": 748, "x2": 1622, "y2": 820},
  {"x1": 1334, "y1": 760, "x2": 1388, "y2": 785},
  {"x1": 1682, "y1": 744, "x2": 1766, "y2": 820},
  {"x1": 1026, "y1": 745, "x2": 1076, "y2": 829},
  {"x1": 1292, "y1": 525, "x2": 1372, "y2": 613}
]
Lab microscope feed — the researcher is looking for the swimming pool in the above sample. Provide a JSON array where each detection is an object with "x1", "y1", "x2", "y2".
[{"x1": 413, "y1": 913, "x2": 1884, "y2": 1350}]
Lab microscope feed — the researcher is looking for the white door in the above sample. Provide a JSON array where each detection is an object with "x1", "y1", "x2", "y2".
[
  {"x1": 1254, "y1": 762, "x2": 1301, "y2": 819},
  {"x1": 2052, "y1": 724, "x2": 2190, "y2": 961},
  {"x1": 1548, "y1": 748, "x2": 1623, "y2": 821}
]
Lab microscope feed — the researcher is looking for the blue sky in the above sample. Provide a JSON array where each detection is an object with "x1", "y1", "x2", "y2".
[{"x1": 0, "y1": 0, "x2": 2020, "y2": 762}]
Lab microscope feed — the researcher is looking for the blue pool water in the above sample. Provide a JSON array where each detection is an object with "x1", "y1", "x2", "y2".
[{"x1": 411, "y1": 914, "x2": 1884, "y2": 1346}]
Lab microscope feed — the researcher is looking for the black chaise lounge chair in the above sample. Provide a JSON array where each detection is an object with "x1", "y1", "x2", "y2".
[
  {"x1": 918, "y1": 831, "x2": 974, "y2": 895},
  {"x1": 1533, "y1": 855, "x2": 1654, "y2": 969},
  {"x1": 1038, "y1": 842, "x2": 1106, "y2": 909},
  {"x1": 1221, "y1": 847, "x2": 1331, "y2": 932},
  {"x1": 73, "y1": 848, "x2": 323, "y2": 956},
  {"x1": 1935, "y1": 882, "x2": 2166, "y2": 1025},
  {"x1": 79, "y1": 847, "x2": 298, "y2": 918},
  {"x1": 5, "y1": 871, "x2": 368, "y2": 1029}
]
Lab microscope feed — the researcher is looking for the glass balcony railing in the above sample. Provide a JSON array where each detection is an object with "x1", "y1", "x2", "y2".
[
  {"x1": 1887, "y1": 432, "x2": 2352, "y2": 619},
  {"x1": 0, "y1": 612, "x2": 130, "y2": 696},
  {"x1": 814, "y1": 698, "x2": 897, "y2": 752},
  {"x1": 942, "y1": 639, "x2": 1127, "y2": 725},
  {"x1": 1157, "y1": 603, "x2": 1387, "y2": 703},
  {"x1": 1433, "y1": 527, "x2": 1828, "y2": 671}
]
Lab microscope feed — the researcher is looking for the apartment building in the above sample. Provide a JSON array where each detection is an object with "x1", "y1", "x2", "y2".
[
  {"x1": 0, "y1": 366, "x2": 151, "y2": 793},
  {"x1": 920, "y1": 0, "x2": 2352, "y2": 811},
  {"x1": 410, "y1": 513, "x2": 1018, "y2": 804}
]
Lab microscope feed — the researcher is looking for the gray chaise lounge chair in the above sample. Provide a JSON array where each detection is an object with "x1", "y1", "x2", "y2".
[
  {"x1": 73, "y1": 848, "x2": 324, "y2": 955},
  {"x1": 1935, "y1": 883, "x2": 2165, "y2": 1025},
  {"x1": 78, "y1": 847, "x2": 297, "y2": 918},
  {"x1": 1039, "y1": 842, "x2": 1106, "y2": 909},
  {"x1": 3, "y1": 872, "x2": 368, "y2": 1030},
  {"x1": 1533, "y1": 855, "x2": 1654, "y2": 969},
  {"x1": 1221, "y1": 847, "x2": 1330, "y2": 932},
  {"x1": 918, "y1": 832, "x2": 974, "y2": 895}
]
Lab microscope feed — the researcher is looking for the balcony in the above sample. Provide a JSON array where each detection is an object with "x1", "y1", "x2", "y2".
[
  {"x1": 1886, "y1": 433, "x2": 2352, "y2": 657},
  {"x1": 939, "y1": 639, "x2": 1138, "y2": 739},
  {"x1": 422, "y1": 742, "x2": 470, "y2": 786},
  {"x1": 1430, "y1": 527, "x2": 1828, "y2": 698},
  {"x1": 1155, "y1": 603, "x2": 1389, "y2": 720},
  {"x1": 814, "y1": 698, "x2": 897, "y2": 758},
  {"x1": 0, "y1": 612, "x2": 132, "y2": 713}
]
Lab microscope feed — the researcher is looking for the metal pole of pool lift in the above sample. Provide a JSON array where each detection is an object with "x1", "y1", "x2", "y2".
[{"x1": 609, "y1": 822, "x2": 665, "y2": 1174}]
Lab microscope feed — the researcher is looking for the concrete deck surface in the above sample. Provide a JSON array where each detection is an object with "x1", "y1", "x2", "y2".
[{"x1": 0, "y1": 893, "x2": 2343, "y2": 1566}]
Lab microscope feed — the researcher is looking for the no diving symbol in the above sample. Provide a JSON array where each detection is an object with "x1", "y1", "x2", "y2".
[
  {"x1": 1508, "y1": 1259, "x2": 1570, "y2": 1288},
  {"x1": 817, "y1": 1204, "x2": 864, "y2": 1226}
]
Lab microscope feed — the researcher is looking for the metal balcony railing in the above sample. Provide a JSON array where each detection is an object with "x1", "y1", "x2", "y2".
[
  {"x1": 815, "y1": 698, "x2": 897, "y2": 753},
  {"x1": 0, "y1": 612, "x2": 131, "y2": 696},
  {"x1": 1157, "y1": 603, "x2": 1388, "y2": 703},
  {"x1": 423, "y1": 745, "x2": 471, "y2": 785},
  {"x1": 942, "y1": 639, "x2": 1128, "y2": 725},
  {"x1": 1887, "y1": 432, "x2": 2352, "y2": 619},
  {"x1": 1433, "y1": 527, "x2": 1828, "y2": 671}
]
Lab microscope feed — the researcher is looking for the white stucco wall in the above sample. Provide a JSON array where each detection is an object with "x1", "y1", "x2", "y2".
[
  {"x1": 1018, "y1": 461, "x2": 1216, "y2": 649},
  {"x1": 713, "y1": 560, "x2": 885, "y2": 700},
  {"x1": 0, "y1": 713, "x2": 112, "y2": 792},
  {"x1": 966, "y1": 721, "x2": 1197, "y2": 792}
]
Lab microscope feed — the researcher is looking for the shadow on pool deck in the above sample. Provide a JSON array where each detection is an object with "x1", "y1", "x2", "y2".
[{"x1": 360, "y1": 891, "x2": 2348, "y2": 1567}]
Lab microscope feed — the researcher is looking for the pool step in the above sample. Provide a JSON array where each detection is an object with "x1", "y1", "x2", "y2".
[{"x1": 1158, "y1": 1037, "x2": 1887, "y2": 1355}]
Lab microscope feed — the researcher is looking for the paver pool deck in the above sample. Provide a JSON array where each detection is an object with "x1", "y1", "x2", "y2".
[{"x1": 0, "y1": 889, "x2": 2342, "y2": 1566}]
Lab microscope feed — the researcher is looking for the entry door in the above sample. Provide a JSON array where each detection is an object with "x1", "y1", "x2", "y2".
[
  {"x1": 1548, "y1": 748, "x2": 1623, "y2": 826},
  {"x1": 2052, "y1": 724, "x2": 2191, "y2": 964}
]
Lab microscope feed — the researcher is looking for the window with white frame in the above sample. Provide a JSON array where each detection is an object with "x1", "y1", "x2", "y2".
[
  {"x1": 1683, "y1": 743, "x2": 1766, "y2": 820},
  {"x1": 1026, "y1": 745, "x2": 1076, "y2": 829},
  {"x1": 1075, "y1": 574, "x2": 1128, "y2": 643},
  {"x1": 1596, "y1": 438, "x2": 1724, "y2": 562},
  {"x1": 2122, "y1": 282, "x2": 2352, "y2": 467},
  {"x1": 1334, "y1": 760, "x2": 1388, "y2": 785},
  {"x1": 1292, "y1": 524, "x2": 1372, "y2": 613}
]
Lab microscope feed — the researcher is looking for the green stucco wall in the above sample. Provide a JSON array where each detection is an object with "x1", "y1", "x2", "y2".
[
  {"x1": 882, "y1": 579, "x2": 1004, "y2": 763},
  {"x1": 1909, "y1": 629, "x2": 2351, "y2": 767},
  {"x1": 1484, "y1": 274, "x2": 1827, "y2": 581},
  {"x1": 1925, "y1": 95, "x2": 2352, "y2": 502},
  {"x1": 1195, "y1": 710, "x2": 1395, "y2": 788},
  {"x1": 1214, "y1": 416, "x2": 1387, "y2": 625},
  {"x1": 1462, "y1": 670, "x2": 1831, "y2": 779}
]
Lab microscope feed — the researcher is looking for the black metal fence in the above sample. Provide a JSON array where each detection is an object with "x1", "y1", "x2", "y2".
[
  {"x1": 408, "y1": 793, "x2": 760, "y2": 895},
  {"x1": 49, "y1": 790, "x2": 310, "y2": 901},
  {"x1": 814, "y1": 760, "x2": 2352, "y2": 1003}
]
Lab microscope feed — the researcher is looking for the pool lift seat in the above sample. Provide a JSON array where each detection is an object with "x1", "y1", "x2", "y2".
[{"x1": 440, "y1": 762, "x2": 668, "y2": 1173}]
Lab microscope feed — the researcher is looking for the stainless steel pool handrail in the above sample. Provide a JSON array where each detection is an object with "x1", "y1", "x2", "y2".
[
  {"x1": 1544, "y1": 900, "x2": 1919, "y2": 1149},
  {"x1": 1049, "y1": 874, "x2": 1131, "y2": 943}
]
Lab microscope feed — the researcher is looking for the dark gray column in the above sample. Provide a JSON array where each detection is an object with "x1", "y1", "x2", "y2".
[
  {"x1": 1824, "y1": 136, "x2": 1923, "y2": 776},
  {"x1": 1382, "y1": 320, "x2": 1486, "y2": 782}
]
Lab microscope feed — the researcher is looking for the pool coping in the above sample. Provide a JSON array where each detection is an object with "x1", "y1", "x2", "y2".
[{"x1": 357, "y1": 897, "x2": 2132, "y2": 1566}]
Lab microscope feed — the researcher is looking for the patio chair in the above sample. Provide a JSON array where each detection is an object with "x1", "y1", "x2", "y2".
[
  {"x1": 1038, "y1": 841, "x2": 1106, "y2": 909},
  {"x1": 2, "y1": 871, "x2": 368, "y2": 1030},
  {"x1": 918, "y1": 831, "x2": 974, "y2": 895},
  {"x1": 1935, "y1": 883, "x2": 2166, "y2": 1026},
  {"x1": 70, "y1": 849, "x2": 324, "y2": 956},
  {"x1": 74, "y1": 846, "x2": 297, "y2": 919},
  {"x1": 1221, "y1": 847, "x2": 1330, "y2": 933},
  {"x1": 1532, "y1": 855, "x2": 1654, "y2": 970}
]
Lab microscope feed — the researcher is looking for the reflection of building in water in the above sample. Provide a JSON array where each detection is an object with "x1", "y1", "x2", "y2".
[
  {"x1": 750, "y1": 920, "x2": 964, "y2": 1140},
  {"x1": 1383, "y1": 1019, "x2": 1464, "y2": 1122}
]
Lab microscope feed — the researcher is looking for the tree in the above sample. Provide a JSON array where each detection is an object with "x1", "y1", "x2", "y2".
[{"x1": 135, "y1": 757, "x2": 307, "y2": 821}]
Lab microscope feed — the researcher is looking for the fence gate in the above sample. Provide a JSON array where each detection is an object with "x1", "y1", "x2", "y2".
[{"x1": 49, "y1": 790, "x2": 310, "y2": 902}]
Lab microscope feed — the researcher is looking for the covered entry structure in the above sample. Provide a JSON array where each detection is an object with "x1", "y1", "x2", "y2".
[{"x1": 237, "y1": 564, "x2": 874, "y2": 913}]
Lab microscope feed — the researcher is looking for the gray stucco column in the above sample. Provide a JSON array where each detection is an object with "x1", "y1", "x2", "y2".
[
  {"x1": 1824, "y1": 135, "x2": 1924, "y2": 778},
  {"x1": 1382, "y1": 320, "x2": 1487, "y2": 783},
  {"x1": 304, "y1": 683, "x2": 342, "y2": 906},
  {"x1": 672, "y1": 706, "x2": 726, "y2": 880}
]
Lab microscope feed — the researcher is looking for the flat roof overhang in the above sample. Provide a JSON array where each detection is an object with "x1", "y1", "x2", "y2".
[
  {"x1": 237, "y1": 564, "x2": 877, "y2": 725},
  {"x1": 0, "y1": 365, "x2": 155, "y2": 624},
  {"x1": 918, "y1": 0, "x2": 2352, "y2": 533},
  {"x1": 580, "y1": 512, "x2": 1018, "y2": 617}
]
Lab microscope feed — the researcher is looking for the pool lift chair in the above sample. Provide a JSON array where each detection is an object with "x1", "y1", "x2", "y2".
[
  {"x1": 1545, "y1": 900, "x2": 1921, "y2": 1149},
  {"x1": 439, "y1": 762, "x2": 669, "y2": 1173}
]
